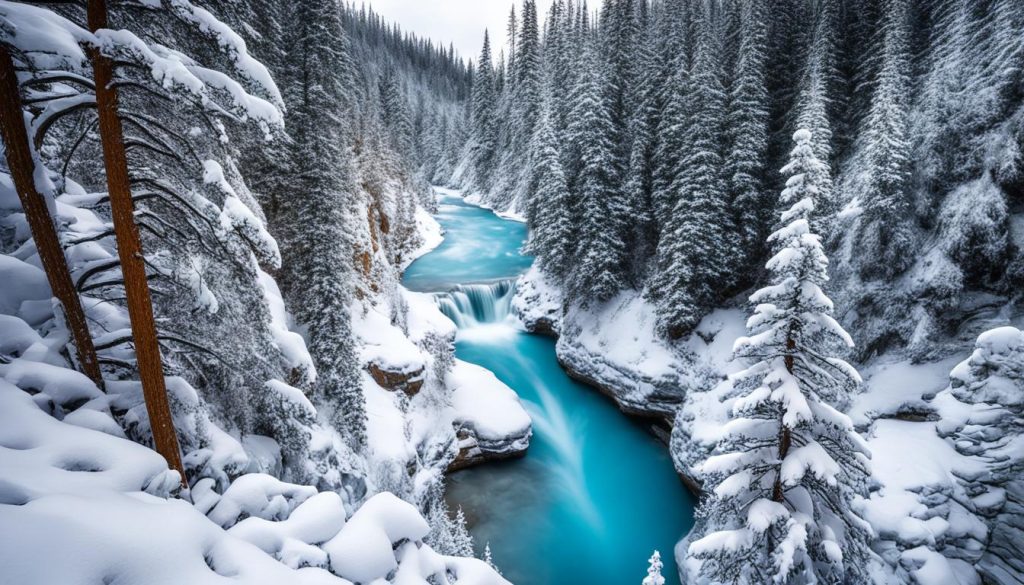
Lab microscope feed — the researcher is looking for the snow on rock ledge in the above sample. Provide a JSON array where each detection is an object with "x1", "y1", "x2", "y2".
[
  {"x1": 447, "y1": 359, "x2": 532, "y2": 471},
  {"x1": 511, "y1": 265, "x2": 562, "y2": 336},
  {"x1": 557, "y1": 290, "x2": 743, "y2": 421}
]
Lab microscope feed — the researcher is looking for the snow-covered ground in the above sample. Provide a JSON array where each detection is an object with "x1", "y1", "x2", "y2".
[{"x1": 0, "y1": 254, "x2": 508, "y2": 585}]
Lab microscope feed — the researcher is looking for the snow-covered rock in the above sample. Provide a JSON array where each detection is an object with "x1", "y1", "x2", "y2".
[{"x1": 447, "y1": 359, "x2": 532, "y2": 470}]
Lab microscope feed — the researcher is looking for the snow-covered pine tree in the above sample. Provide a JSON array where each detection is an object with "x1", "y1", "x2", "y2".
[
  {"x1": 276, "y1": 1, "x2": 367, "y2": 450},
  {"x1": 724, "y1": 0, "x2": 770, "y2": 281},
  {"x1": 650, "y1": 0, "x2": 692, "y2": 232},
  {"x1": 469, "y1": 30, "x2": 498, "y2": 191},
  {"x1": 622, "y1": 0, "x2": 660, "y2": 274},
  {"x1": 484, "y1": 543, "x2": 499, "y2": 573},
  {"x1": 856, "y1": 0, "x2": 915, "y2": 280},
  {"x1": 651, "y1": 3, "x2": 731, "y2": 338},
  {"x1": 379, "y1": 66, "x2": 415, "y2": 164},
  {"x1": 686, "y1": 129, "x2": 873, "y2": 584},
  {"x1": 642, "y1": 550, "x2": 665, "y2": 585},
  {"x1": 525, "y1": 103, "x2": 573, "y2": 282},
  {"x1": 0, "y1": 46, "x2": 104, "y2": 391},
  {"x1": 513, "y1": 0, "x2": 543, "y2": 160},
  {"x1": 794, "y1": 0, "x2": 840, "y2": 236},
  {"x1": 565, "y1": 34, "x2": 626, "y2": 304}
]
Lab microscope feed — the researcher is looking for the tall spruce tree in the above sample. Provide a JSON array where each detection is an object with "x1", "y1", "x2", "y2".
[
  {"x1": 525, "y1": 104, "x2": 573, "y2": 282},
  {"x1": 686, "y1": 129, "x2": 873, "y2": 584},
  {"x1": 566, "y1": 36, "x2": 626, "y2": 304},
  {"x1": 724, "y1": 0, "x2": 770, "y2": 279},
  {"x1": 857, "y1": 0, "x2": 914, "y2": 280},
  {"x1": 652, "y1": 3, "x2": 730, "y2": 338},
  {"x1": 278, "y1": 0, "x2": 366, "y2": 449},
  {"x1": 469, "y1": 30, "x2": 498, "y2": 190},
  {"x1": 795, "y1": 0, "x2": 840, "y2": 234}
]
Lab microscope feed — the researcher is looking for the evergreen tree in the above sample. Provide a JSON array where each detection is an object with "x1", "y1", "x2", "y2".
[
  {"x1": 513, "y1": 0, "x2": 543, "y2": 151},
  {"x1": 795, "y1": 0, "x2": 840, "y2": 234},
  {"x1": 470, "y1": 30, "x2": 498, "y2": 190},
  {"x1": 622, "y1": 0, "x2": 660, "y2": 275},
  {"x1": 379, "y1": 66, "x2": 415, "y2": 162},
  {"x1": 724, "y1": 0, "x2": 770, "y2": 278},
  {"x1": 686, "y1": 130, "x2": 873, "y2": 584},
  {"x1": 642, "y1": 550, "x2": 665, "y2": 585},
  {"x1": 856, "y1": 0, "x2": 915, "y2": 280},
  {"x1": 650, "y1": 0, "x2": 692, "y2": 231},
  {"x1": 484, "y1": 543, "x2": 499, "y2": 573},
  {"x1": 277, "y1": 0, "x2": 366, "y2": 449},
  {"x1": 566, "y1": 37, "x2": 626, "y2": 304},
  {"x1": 525, "y1": 104, "x2": 574, "y2": 282},
  {"x1": 652, "y1": 5, "x2": 730, "y2": 338}
]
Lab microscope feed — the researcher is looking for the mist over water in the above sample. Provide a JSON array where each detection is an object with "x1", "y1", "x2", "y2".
[{"x1": 406, "y1": 190, "x2": 695, "y2": 585}]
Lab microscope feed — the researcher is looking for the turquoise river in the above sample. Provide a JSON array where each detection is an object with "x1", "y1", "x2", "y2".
[{"x1": 403, "y1": 189, "x2": 696, "y2": 585}]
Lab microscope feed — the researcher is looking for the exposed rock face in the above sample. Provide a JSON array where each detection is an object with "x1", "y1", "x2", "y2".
[
  {"x1": 510, "y1": 266, "x2": 562, "y2": 337},
  {"x1": 447, "y1": 425, "x2": 530, "y2": 472},
  {"x1": 935, "y1": 327, "x2": 1024, "y2": 585},
  {"x1": 556, "y1": 335, "x2": 685, "y2": 419},
  {"x1": 367, "y1": 361, "x2": 425, "y2": 396}
]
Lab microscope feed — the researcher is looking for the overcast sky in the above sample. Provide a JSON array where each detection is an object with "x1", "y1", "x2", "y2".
[{"x1": 360, "y1": 0, "x2": 604, "y2": 63}]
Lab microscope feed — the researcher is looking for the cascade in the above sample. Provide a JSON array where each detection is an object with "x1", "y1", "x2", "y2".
[{"x1": 434, "y1": 279, "x2": 516, "y2": 328}]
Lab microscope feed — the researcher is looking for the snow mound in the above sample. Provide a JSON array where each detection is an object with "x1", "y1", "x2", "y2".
[{"x1": 448, "y1": 359, "x2": 532, "y2": 444}]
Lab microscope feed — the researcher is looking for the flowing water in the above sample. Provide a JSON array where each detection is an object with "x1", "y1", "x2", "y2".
[{"x1": 403, "y1": 189, "x2": 696, "y2": 585}]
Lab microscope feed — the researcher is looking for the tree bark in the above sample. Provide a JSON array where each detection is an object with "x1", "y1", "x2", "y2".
[
  {"x1": 0, "y1": 45, "x2": 105, "y2": 391},
  {"x1": 86, "y1": 0, "x2": 187, "y2": 488},
  {"x1": 772, "y1": 335, "x2": 797, "y2": 503}
]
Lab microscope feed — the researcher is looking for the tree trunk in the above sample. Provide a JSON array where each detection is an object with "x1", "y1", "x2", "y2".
[
  {"x1": 772, "y1": 335, "x2": 797, "y2": 503},
  {"x1": 0, "y1": 45, "x2": 105, "y2": 391},
  {"x1": 86, "y1": 0, "x2": 187, "y2": 488}
]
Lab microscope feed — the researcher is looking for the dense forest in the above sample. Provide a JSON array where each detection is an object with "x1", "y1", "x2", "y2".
[{"x1": 460, "y1": 0, "x2": 1023, "y2": 355}]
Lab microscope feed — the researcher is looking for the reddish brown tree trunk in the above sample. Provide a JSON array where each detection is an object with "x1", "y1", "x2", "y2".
[
  {"x1": 0, "y1": 45, "x2": 105, "y2": 391},
  {"x1": 86, "y1": 0, "x2": 186, "y2": 487}
]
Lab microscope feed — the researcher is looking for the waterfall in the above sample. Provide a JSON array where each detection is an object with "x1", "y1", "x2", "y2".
[{"x1": 435, "y1": 279, "x2": 516, "y2": 329}]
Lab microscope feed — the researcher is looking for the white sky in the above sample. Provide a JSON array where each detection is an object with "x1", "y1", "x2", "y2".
[{"x1": 359, "y1": 0, "x2": 604, "y2": 63}]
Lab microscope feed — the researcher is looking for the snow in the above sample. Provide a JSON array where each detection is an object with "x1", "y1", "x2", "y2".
[
  {"x1": 0, "y1": 2, "x2": 92, "y2": 71},
  {"x1": 323, "y1": 492, "x2": 428, "y2": 583},
  {"x1": 461, "y1": 189, "x2": 527, "y2": 223},
  {"x1": 0, "y1": 363, "x2": 507, "y2": 585},
  {"x1": 0, "y1": 314, "x2": 43, "y2": 357},
  {"x1": 401, "y1": 205, "x2": 444, "y2": 271},
  {"x1": 448, "y1": 359, "x2": 532, "y2": 443},
  {"x1": 848, "y1": 356, "x2": 962, "y2": 426},
  {"x1": 208, "y1": 472, "x2": 316, "y2": 528},
  {"x1": 0, "y1": 357, "x2": 103, "y2": 407},
  {"x1": 166, "y1": 0, "x2": 284, "y2": 109},
  {"x1": 573, "y1": 290, "x2": 679, "y2": 380},
  {"x1": 0, "y1": 253, "x2": 50, "y2": 317},
  {"x1": 257, "y1": 270, "x2": 316, "y2": 383},
  {"x1": 355, "y1": 300, "x2": 426, "y2": 377},
  {"x1": 510, "y1": 265, "x2": 562, "y2": 334}
]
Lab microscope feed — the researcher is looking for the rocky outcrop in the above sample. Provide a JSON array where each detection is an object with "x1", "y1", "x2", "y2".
[
  {"x1": 367, "y1": 361, "x2": 425, "y2": 396},
  {"x1": 510, "y1": 266, "x2": 562, "y2": 337},
  {"x1": 446, "y1": 359, "x2": 532, "y2": 472},
  {"x1": 447, "y1": 424, "x2": 530, "y2": 472},
  {"x1": 934, "y1": 327, "x2": 1024, "y2": 585}
]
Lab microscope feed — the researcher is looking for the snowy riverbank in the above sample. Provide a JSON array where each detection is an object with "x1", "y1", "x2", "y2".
[{"x1": 512, "y1": 264, "x2": 1024, "y2": 585}]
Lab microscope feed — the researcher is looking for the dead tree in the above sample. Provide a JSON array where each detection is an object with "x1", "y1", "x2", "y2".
[{"x1": 0, "y1": 44, "x2": 105, "y2": 390}]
